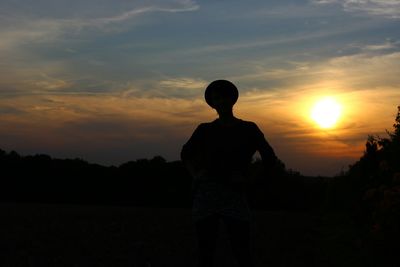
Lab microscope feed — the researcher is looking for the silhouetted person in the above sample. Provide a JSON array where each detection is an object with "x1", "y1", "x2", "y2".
[{"x1": 181, "y1": 80, "x2": 279, "y2": 267}]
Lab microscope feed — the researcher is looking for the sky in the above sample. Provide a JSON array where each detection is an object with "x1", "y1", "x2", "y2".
[{"x1": 1, "y1": 0, "x2": 400, "y2": 176}]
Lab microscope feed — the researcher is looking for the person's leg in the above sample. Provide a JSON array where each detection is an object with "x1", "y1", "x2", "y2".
[
  {"x1": 194, "y1": 214, "x2": 220, "y2": 267},
  {"x1": 222, "y1": 215, "x2": 254, "y2": 267}
]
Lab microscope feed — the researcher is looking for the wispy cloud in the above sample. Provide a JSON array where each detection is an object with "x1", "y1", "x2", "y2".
[
  {"x1": 343, "y1": 0, "x2": 400, "y2": 19},
  {"x1": 311, "y1": 0, "x2": 339, "y2": 3},
  {"x1": 0, "y1": 0, "x2": 199, "y2": 50},
  {"x1": 117, "y1": 78, "x2": 208, "y2": 99},
  {"x1": 59, "y1": 1, "x2": 199, "y2": 28},
  {"x1": 178, "y1": 19, "x2": 378, "y2": 56},
  {"x1": 233, "y1": 49, "x2": 400, "y2": 92},
  {"x1": 92, "y1": 2, "x2": 199, "y2": 24},
  {"x1": 311, "y1": 0, "x2": 400, "y2": 19},
  {"x1": 32, "y1": 73, "x2": 72, "y2": 90},
  {"x1": 158, "y1": 78, "x2": 207, "y2": 97},
  {"x1": 159, "y1": 78, "x2": 207, "y2": 90},
  {"x1": 361, "y1": 40, "x2": 398, "y2": 51}
]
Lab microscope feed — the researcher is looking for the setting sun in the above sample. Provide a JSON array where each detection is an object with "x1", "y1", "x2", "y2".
[{"x1": 311, "y1": 97, "x2": 342, "y2": 129}]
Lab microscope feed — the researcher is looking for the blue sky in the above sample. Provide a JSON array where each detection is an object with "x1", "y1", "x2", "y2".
[{"x1": 1, "y1": 0, "x2": 400, "y2": 175}]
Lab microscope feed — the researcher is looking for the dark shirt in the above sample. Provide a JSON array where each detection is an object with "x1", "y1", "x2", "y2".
[{"x1": 181, "y1": 118, "x2": 277, "y2": 179}]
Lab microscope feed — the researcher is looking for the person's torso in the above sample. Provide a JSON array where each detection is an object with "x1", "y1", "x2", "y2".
[{"x1": 199, "y1": 119, "x2": 259, "y2": 175}]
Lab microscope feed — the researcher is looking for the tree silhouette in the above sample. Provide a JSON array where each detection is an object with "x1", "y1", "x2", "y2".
[{"x1": 325, "y1": 106, "x2": 400, "y2": 265}]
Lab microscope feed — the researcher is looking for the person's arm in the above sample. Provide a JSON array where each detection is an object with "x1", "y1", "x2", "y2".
[
  {"x1": 252, "y1": 123, "x2": 280, "y2": 178},
  {"x1": 181, "y1": 124, "x2": 208, "y2": 179}
]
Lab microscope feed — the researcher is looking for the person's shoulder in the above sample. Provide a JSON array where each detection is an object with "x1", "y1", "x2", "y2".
[
  {"x1": 238, "y1": 119, "x2": 259, "y2": 128},
  {"x1": 196, "y1": 121, "x2": 215, "y2": 131},
  {"x1": 238, "y1": 119, "x2": 264, "y2": 136},
  {"x1": 199, "y1": 120, "x2": 216, "y2": 127}
]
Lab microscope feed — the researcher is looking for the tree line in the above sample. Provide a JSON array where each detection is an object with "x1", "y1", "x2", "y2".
[{"x1": 0, "y1": 148, "x2": 327, "y2": 211}]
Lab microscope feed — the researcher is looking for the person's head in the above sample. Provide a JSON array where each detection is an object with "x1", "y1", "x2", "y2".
[{"x1": 204, "y1": 80, "x2": 239, "y2": 113}]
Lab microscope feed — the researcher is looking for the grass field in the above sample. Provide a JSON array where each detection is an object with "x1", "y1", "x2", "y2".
[{"x1": 0, "y1": 202, "x2": 366, "y2": 267}]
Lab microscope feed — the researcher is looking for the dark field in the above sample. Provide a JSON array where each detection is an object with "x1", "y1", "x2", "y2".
[{"x1": 1, "y1": 202, "x2": 365, "y2": 267}]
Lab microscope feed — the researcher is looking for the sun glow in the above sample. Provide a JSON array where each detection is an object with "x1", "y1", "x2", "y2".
[{"x1": 311, "y1": 97, "x2": 342, "y2": 129}]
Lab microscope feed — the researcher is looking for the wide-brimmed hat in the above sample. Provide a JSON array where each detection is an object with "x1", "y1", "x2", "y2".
[{"x1": 204, "y1": 80, "x2": 239, "y2": 108}]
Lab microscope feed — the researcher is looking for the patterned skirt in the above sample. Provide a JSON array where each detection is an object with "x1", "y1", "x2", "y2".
[{"x1": 191, "y1": 179, "x2": 251, "y2": 222}]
